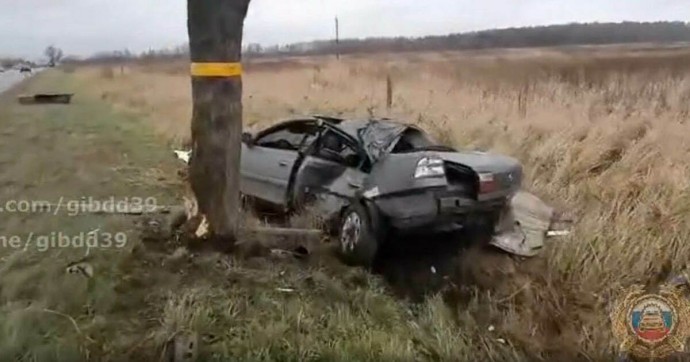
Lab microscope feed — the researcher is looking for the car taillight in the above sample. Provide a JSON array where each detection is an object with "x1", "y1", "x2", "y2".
[
  {"x1": 478, "y1": 172, "x2": 497, "y2": 193},
  {"x1": 414, "y1": 156, "x2": 445, "y2": 179}
]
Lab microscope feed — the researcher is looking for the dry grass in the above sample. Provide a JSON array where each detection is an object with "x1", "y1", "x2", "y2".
[{"x1": 68, "y1": 45, "x2": 690, "y2": 359}]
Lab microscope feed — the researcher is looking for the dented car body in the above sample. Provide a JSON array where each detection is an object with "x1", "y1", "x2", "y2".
[
  {"x1": 176, "y1": 115, "x2": 570, "y2": 265},
  {"x1": 242, "y1": 117, "x2": 521, "y2": 224},
  {"x1": 238, "y1": 116, "x2": 534, "y2": 262}
]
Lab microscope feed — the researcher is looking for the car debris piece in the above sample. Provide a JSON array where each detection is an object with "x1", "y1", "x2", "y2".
[
  {"x1": 547, "y1": 230, "x2": 570, "y2": 237},
  {"x1": 489, "y1": 190, "x2": 573, "y2": 257},
  {"x1": 194, "y1": 216, "x2": 209, "y2": 238},
  {"x1": 174, "y1": 150, "x2": 192, "y2": 164},
  {"x1": 65, "y1": 261, "x2": 94, "y2": 278},
  {"x1": 174, "y1": 115, "x2": 573, "y2": 265},
  {"x1": 18, "y1": 93, "x2": 73, "y2": 105}
]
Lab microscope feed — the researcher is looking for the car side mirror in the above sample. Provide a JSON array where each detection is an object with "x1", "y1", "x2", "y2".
[{"x1": 241, "y1": 132, "x2": 253, "y2": 145}]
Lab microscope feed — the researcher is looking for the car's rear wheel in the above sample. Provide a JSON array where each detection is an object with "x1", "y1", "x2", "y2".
[{"x1": 338, "y1": 203, "x2": 378, "y2": 268}]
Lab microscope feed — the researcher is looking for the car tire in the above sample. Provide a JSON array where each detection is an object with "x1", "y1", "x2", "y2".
[{"x1": 338, "y1": 203, "x2": 379, "y2": 268}]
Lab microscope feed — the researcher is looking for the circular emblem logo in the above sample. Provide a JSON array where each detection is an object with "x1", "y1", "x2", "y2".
[
  {"x1": 630, "y1": 296, "x2": 676, "y2": 344},
  {"x1": 612, "y1": 284, "x2": 690, "y2": 359}
]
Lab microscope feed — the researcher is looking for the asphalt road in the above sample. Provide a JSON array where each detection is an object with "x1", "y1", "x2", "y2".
[{"x1": 0, "y1": 68, "x2": 42, "y2": 94}]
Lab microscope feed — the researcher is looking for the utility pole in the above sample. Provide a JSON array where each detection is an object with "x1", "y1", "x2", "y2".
[
  {"x1": 186, "y1": 0, "x2": 251, "y2": 245},
  {"x1": 335, "y1": 16, "x2": 340, "y2": 60}
]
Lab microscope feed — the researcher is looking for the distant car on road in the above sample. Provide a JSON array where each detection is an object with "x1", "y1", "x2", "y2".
[{"x1": 20, "y1": 66, "x2": 32, "y2": 74}]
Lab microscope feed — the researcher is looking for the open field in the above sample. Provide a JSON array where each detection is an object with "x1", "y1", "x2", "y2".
[{"x1": 3, "y1": 43, "x2": 690, "y2": 360}]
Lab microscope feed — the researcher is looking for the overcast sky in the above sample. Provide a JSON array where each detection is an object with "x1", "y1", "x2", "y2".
[{"x1": 1, "y1": 0, "x2": 688, "y2": 59}]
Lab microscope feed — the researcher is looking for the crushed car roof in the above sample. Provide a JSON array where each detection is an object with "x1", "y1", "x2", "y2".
[{"x1": 314, "y1": 116, "x2": 410, "y2": 162}]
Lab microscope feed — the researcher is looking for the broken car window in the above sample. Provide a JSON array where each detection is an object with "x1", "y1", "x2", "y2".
[
  {"x1": 391, "y1": 128, "x2": 434, "y2": 152},
  {"x1": 391, "y1": 127, "x2": 454, "y2": 153},
  {"x1": 314, "y1": 130, "x2": 363, "y2": 168},
  {"x1": 255, "y1": 122, "x2": 318, "y2": 151}
]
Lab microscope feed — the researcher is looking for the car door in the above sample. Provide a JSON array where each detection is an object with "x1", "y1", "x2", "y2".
[
  {"x1": 292, "y1": 129, "x2": 369, "y2": 209},
  {"x1": 241, "y1": 120, "x2": 318, "y2": 207}
]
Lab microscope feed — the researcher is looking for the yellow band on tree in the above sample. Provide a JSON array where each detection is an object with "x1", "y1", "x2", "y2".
[{"x1": 190, "y1": 62, "x2": 242, "y2": 77}]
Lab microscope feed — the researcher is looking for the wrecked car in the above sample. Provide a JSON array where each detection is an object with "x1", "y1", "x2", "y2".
[{"x1": 177, "y1": 115, "x2": 570, "y2": 266}]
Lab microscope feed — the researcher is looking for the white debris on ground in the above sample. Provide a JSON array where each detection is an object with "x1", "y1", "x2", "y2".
[
  {"x1": 174, "y1": 150, "x2": 191, "y2": 164},
  {"x1": 194, "y1": 217, "x2": 210, "y2": 238},
  {"x1": 546, "y1": 230, "x2": 571, "y2": 237}
]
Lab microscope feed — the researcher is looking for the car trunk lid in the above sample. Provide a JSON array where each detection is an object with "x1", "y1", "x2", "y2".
[{"x1": 438, "y1": 151, "x2": 522, "y2": 200}]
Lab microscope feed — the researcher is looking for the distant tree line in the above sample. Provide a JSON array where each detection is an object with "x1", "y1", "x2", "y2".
[
  {"x1": 245, "y1": 21, "x2": 690, "y2": 58},
  {"x1": 0, "y1": 58, "x2": 30, "y2": 69},
  {"x1": 73, "y1": 21, "x2": 690, "y2": 63},
  {"x1": 74, "y1": 45, "x2": 190, "y2": 65}
]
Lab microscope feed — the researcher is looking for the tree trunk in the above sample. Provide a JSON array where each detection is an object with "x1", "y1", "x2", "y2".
[{"x1": 187, "y1": 0, "x2": 251, "y2": 243}]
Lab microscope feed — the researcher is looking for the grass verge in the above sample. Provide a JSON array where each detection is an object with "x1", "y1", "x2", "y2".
[
  {"x1": 70, "y1": 47, "x2": 690, "y2": 361},
  {"x1": 0, "y1": 70, "x2": 536, "y2": 361}
]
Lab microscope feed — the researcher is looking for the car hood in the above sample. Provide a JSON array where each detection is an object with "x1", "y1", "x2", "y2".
[{"x1": 436, "y1": 151, "x2": 521, "y2": 173}]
